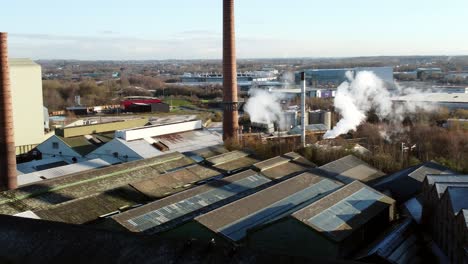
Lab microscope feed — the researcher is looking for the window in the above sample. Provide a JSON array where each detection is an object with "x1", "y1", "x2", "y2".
[{"x1": 52, "y1": 142, "x2": 59, "y2": 149}]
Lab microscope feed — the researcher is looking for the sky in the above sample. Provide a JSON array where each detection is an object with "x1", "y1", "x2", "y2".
[{"x1": 2, "y1": 0, "x2": 468, "y2": 60}]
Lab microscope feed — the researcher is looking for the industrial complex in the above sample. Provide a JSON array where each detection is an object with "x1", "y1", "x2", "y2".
[{"x1": 0, "y1": 0, "x2": 467, "y2": 263}]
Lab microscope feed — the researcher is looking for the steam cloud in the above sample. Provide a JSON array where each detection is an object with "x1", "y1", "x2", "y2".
[
  {"x1": 324, "y1": 71, "x2": 435, "y2": 139},
  {"x1": 244, "y1": 89, "x2": 285, "y2": 129}
]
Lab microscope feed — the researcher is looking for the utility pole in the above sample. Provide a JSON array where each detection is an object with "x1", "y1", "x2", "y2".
[{"x1": 301, "y1": 71, "x2": 306, "y2": 148}]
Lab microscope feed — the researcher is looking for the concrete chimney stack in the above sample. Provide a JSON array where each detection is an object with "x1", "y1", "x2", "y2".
[
  {"x1": 222, "y1": 0, "x2": 239, "y2": 142},
  {"x1": 0, "y1": 32, "x2": 17, "y2": 190}
]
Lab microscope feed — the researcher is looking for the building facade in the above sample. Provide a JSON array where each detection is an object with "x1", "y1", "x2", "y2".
[{"x1": 10, "y1": 59, "x2": 45, "y2": 154}]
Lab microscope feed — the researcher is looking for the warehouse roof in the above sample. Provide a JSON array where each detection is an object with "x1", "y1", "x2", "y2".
[
  {"x1": 425, "y1": 174, "x2": 468, "y2": 186},
  {"x1": 153, "y1": 129, "x2": 223, "y2": 154},
  {"x1": 373, "y1": 162, "x2": 455, "y2": 203},
  {"x1": 195, "y1": 170, "x2": 343, "y2": 242},
  {"x1": 355, "y1": 218, "x2": 425, "y2": 263},
  {"x1": 17, "y1": 158, "x2": 119, "y2": 186},
  {"x1": 253, "y1": 152, "x2": 316, "y2": 180},
  {"x1": 112, "y1": 169, "x2": 272, "y2": 234},
  {"x1": 0, "y1": 152, "x2": 194, "y2": 215},
  {"x1": 184, "y1": 145, "x2": 229, "y2": 163},
  {"x1": 33, "y1": 185, "x2": 148, "y2": 225},
  {"x1": 319, "y1": 155, "x2": 385, "y2": 184},
  {"x1": 446, "y1": 187, "x2": 468, "y2": 214},
  {"x1": 292, "y1": 181, "x2": 394, "y2": 242},
  {"x1": 129, "y1": 164, "x2": 223, "y2": 199},
  {"x1": 206, "y1": 150, "x2": 260, "y2": 174},
  {"x1": 393, "y1": 92, "x2": 468, "y2": 103}
]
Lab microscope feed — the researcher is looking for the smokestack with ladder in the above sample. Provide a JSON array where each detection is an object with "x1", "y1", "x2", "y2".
[
  {"x1": 300, "y1": 71, "x2": 306, "y2": 148},
  {"x1": 0, "y1": 32, "x2": 17, "y2": 190},
  {"x1": 222, "y1": 0, "x2": 239, "y2": 142}
]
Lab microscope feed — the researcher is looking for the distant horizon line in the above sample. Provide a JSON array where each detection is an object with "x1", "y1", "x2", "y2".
[{"x1": 28, "y1": 54, "x2": 468, "y2": 62}]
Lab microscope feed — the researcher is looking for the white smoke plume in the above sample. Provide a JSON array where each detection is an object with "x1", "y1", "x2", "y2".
[
  {"x1": 324, "y1": 71, "x2": 435, "y2": 139},
  {"x1": 244, "y1": 89, "x2": 285, "y2": 129}
]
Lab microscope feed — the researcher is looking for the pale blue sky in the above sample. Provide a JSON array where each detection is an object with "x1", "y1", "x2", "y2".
[{"x1": 2, "y1": 0, "x2": 467, "y2": 59}]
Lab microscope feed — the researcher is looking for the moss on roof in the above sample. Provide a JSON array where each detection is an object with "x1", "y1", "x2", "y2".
[
  {"x1": 0, "y1": 152, "x2": 193, "y2": 215},
  {"x1": 59, "y1": 136, "x2": 98, "y2": 156}
]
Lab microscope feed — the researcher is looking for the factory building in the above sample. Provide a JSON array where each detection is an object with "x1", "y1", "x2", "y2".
[
  {"x1": 373, "y1": 161, "x2": 455, "y2": 204},
  {"x1": 177, "y1": 170, "x2": 344, "y2": 245},
  {"x1": 420, "y1": 174, "x2": 468, "y2": 264},
  {"x1": 247, "y1": 181, "x2": 395, "y2": 259},
  {"x1": 9, "y1": 59, "x2": 45, "y2": 154},
  {"x1": 319, "y1": 155, "x2": 386, "y2": 184},
  {"x1": 110, "y1": 169, "x2": 274, "y2": 236},
  {"x1": 204, "y1": 150, "x2": 260, "y2": 175},
  {"x1": 295, "y1": 67, "x2": 394, "y2": 88},
  {"x1": 392, "y1": 92, "x2": 468, "y2": 110}
]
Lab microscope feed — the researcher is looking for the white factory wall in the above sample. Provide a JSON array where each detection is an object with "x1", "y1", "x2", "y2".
[
  {"x1": 86, "y1": 138, "x2": 145, "y2": 163},
  {"x1": 9, "y1": 59, "x2": 45, "y2": 149},
  {"x1": 116, "y1": 120, "x2": 202, "y2": 141},
  {"x1": 36, "y1": 135, "x2": 85, "y2": 163}
]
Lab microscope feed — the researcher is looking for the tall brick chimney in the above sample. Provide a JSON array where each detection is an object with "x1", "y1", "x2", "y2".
[
  {"x1": 0, "y1": 32, "x2": 17, "y2": 190},
  {"x1": 222, "y1": 0, "x2": 239, "y2": 142}
]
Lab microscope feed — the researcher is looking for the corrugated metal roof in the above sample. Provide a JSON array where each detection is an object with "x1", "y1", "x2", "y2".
[
  {"x1": 195, "y1": 170, "x2": 343, "y2": 242},
  {"x1": 355, "y1": 218, "x2": 424, "y2": 263},
  {"x1": 0, "y1": 152, "x2": 194, "y2": 215},
  {"x1": 446, "y1": 187, "x2": 468, "y2": 214},
  {"x1": 435, "y1": 182, "x2": 468, "y2": 198},
  {"x1": 253, "y1": 153, "x2": 316, "y2": 180},
  {"x1": 120, "y1": 171, "x2": 271, "y2": 233},
  {"x1": 119, "y1": 138, "x2": 162, "y2": 159},
  {"x1": 404, "y1": 197, "x2": 422, "y2": 223},
  {"x1": 292, "y1": 181, "x2": 394, "y2": 242},
  {"x1": 33, "y1": 186, "x2": 148, "y2": 225},
  {"x1": 206, "y1": 150, "x2": 250, "y2": 165},
  {"x1": 426, "y1": 174, "x2": 468, "y2": 186},
  {"x1": 154, "y1": 130, "x2": 223, "y2": 154},
  {"x1": 183, "y1": 145, "x2": 229, "y2": 163},
  {"x1": 17, "y1": 157, "x2": 68, "y2": 174},
  {"x1": 129, "y1": 164, "x2": 223, "y2": 199},
  {"x1": 320, "y1": 155, "x2": 385, "y2": 184},
  {"x1": 17, "y1": 158, "x2": 119, "y2": 186}
]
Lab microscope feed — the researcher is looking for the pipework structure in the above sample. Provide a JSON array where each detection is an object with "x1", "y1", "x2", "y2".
[
  {"x1": 0, "y1": 32, "x2": 17, "y2": 190},
  {"x1": 222, "y1": 0, "x2": 239, "y2": 142}
]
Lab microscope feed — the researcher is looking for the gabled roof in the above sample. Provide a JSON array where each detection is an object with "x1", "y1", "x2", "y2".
[
  {"x1": 129, "y1": 164, "x2": 223, "y2": 199},
  {"x1": 112, "y1": 169, "x2": 272, "y2": 234},
  {"x1": 355, "y1": 218, "x2": 425, "y2": 263},
  {"x1": 446, "y1": 187, "x2": 468, "y2": 214},
  {"x1": 292, "y1": 181, "x2": 394, "y2": 242},
  {"x1": 206, "y1": 150, "x2": 260, "y2": 174},
  {"x1": 17, "y1": 158, "x2": 119, "y2": 186},
  {"x1": 253, "y1": 152, "x2": 316, "y2": 180},
  {"x1": 373, "y1": 162, "x2": 455, "y2": 203},
  {"x1": 195, "y1": 170, "x2": 343, "y2": 242},
  {"x1": 319, "y1": 155, "x2": 385, "y2": 184},
  {"x1": 33, "y1": 185, "x2": 148, "y2": 225},
  {"x1": 0, "y1": 152, "x2": 194, "y2": 215},
  {"x1": 153, "y1": 129, "x2": 223, "y2": 154}
]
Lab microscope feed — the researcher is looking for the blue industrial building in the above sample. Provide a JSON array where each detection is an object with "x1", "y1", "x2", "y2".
[{"x1": 295, "y1": 66, "x2": 394, "y2": 88}]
